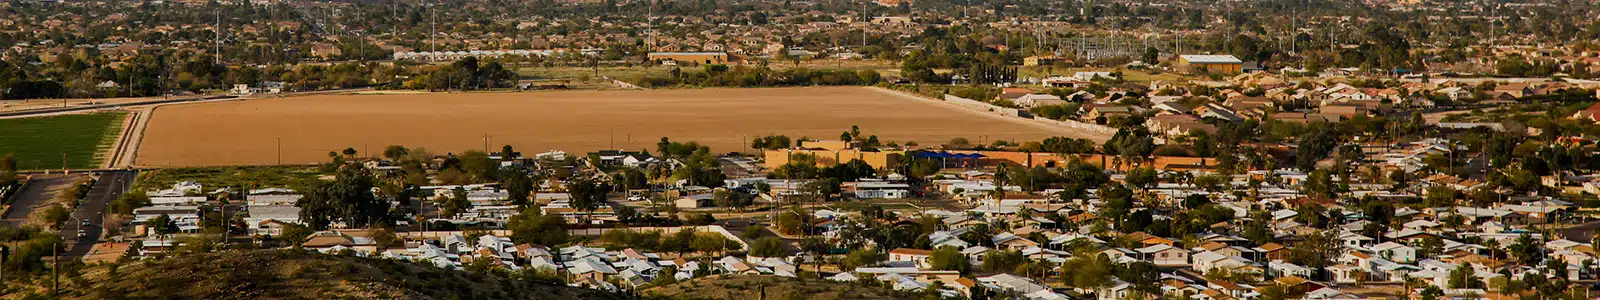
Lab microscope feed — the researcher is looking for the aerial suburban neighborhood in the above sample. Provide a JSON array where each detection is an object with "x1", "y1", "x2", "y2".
[{"x1": 1, "y1": 0, "x2": 1600, "y2": 299}]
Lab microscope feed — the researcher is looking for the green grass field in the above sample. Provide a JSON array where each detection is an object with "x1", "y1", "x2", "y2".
[
  {"x1": 133, "y1": 166, "x2": 325, "y2": 192},
  {"x1": 0, "y1": 112, "x2": 125, "y2": 170}
]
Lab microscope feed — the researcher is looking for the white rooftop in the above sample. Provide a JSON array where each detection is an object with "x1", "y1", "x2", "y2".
[{"x1": 1180, "y1": 54, "x2": 1243, "y2": 64}]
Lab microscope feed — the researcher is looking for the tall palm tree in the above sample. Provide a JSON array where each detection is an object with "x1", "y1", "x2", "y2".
[{"x1": 1482, "y1": 238, "x2": 1500, "y2": 267}]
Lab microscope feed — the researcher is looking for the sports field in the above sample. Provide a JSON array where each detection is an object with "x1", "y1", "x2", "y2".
[
  {"x1": 0, "y1": 112, "x2": 126, "y2": 170},
  {"x1": 135, "y1": 87, "x2": 1088, "y2": 167}
]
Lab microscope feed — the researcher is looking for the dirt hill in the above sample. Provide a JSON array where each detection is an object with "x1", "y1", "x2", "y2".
[{"x1": 3, "y1": 249, "x2": 630, "y2": 300}]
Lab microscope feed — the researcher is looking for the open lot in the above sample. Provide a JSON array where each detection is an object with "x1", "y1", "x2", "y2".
[
  {"x1": 135, "y1": 86, "x2": 1086, "y2": 167},
  {"x1": 0, "y1": 112, "x2": 126, "y2": 170}
]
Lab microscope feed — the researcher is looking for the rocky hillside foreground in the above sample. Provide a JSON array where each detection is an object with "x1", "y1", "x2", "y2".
[{"x1": 1, "y1": 249, "x2": 630, "y2": 300}]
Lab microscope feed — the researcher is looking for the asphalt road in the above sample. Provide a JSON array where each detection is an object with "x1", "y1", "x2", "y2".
[
  {"x1": 1560, "y1": 220, "x2": 1600, "y2": 242},
  {"x1": 60, "y1": 170, "x2": 134, "y2": 257},
  {"x1": 0, "y1": 95, "x2": 234, "y2": 119},
  {"x1": 0, "y1": 174, "x2": 75, "y2": 226}
]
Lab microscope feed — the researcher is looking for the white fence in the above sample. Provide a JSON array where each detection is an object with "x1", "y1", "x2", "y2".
[
  {"x1": 603, "y1": 76, "x2": 645, "y2": 90},
  {"x1": 1028, "y1": 116, "x2": 1119, "y2": 136},
  {"x1": 941, "y1": 94, "x2": 1025, "y2": 117},
  {"x1": 941, "y1": 94, "x2": 1117, "y2": 136}
]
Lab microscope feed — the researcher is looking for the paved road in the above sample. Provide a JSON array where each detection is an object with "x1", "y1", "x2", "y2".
[
  {"x1": 0, "y1": 174, "x2": 76, "y2": 226},
  {"x1": 0, "y1": 95, "x2": 234, "y2": 119},
  {"x1": 1559, "y1": 220, "x2": 1600, "y2": 242},
  {"x1": 60, "y1": 171, "x2": 134, "y2": 257}
]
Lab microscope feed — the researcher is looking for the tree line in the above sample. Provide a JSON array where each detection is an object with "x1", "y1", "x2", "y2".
[{"x1": 633, "y1": 64, "x2": 882, "y2": 88}]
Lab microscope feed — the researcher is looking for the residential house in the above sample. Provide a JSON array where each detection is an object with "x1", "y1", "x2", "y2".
[
  {"x1": 889, "y1": 248, "x2": 934, "y2": 268},
  {"x1": 1135, "y1": 244, "x2": 1189, "y2": 266}
]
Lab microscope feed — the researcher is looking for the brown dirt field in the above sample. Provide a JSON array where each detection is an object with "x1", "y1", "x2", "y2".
[{"x1": 135, "y1": 86, "x2": 1086, "y2": 167}]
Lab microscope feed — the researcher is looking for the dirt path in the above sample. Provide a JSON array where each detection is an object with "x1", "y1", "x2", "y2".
[
  {"x1": 108, "y1": 107, "x2": 155, "y2": 168},
  {"x1": 103, "y1": 110, "x2": 142, "y2": 168},
  {"x1": 866, "y1": 86, "x2": 1113, "y2": 142}
]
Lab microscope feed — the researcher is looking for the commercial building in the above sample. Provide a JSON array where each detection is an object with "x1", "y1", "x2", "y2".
[
  {"x1": 647, "y1": 52, "x2": 729, "y2": 64},
  {"x1": 762, "y1": 140, "x2": 902, "y2": 170},
  {"x1": 1175, "y1": 55, "x2": 1244, "y2": 74},
  {"x1": 1023, "y1": 55, "x2": 1069, "y2": 66},
  {"x1": 851, "y1": 182, "x2": 911, "y2": 199}
]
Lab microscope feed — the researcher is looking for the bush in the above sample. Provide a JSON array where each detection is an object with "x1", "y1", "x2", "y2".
[
  {"x1": 749, "y1": 237, "x2": 788, "y2": 257},
  {"x1": 740, "y1": 225, "x2": 767, "y2": 240},
  {"x1": 32, "y1": 204, "x2": 71, "y2": 229},
  {"x1": 109, "y1": 190, "x2": 152, "y2": 215}
]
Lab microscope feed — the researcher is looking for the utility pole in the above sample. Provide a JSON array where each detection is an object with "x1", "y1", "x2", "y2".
[
  {"x1": 647, "y1": 0, "x2": 655, "y2": 52},
  {"x1": 358, "y1": 8, "x2": 365, "y2": 62},
  {"x1": 215, "y1": 9, "x2": 222, "y2": 65},
  {"x1": 430, "y1": 0, "x2": 437, "y2": 59},
  {"x1": 51, "y1": 240, "x2": 58, "y2": 297}
]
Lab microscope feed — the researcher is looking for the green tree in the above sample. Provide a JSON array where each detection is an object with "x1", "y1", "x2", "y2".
[
  {"x1": 842, "y1": 248, "x2": 886, "y2": 270},
  {"x1": 382, "y1": 145, "x2": 409, "y2": 160},
  {"x1": 35, "y1": 204, "x2": 72, "y2": 230},
  {"x1": 502, "y1": 167, "x2": 536, "y2": 207},
  {"x1": 458, "y1": 150, "x2": 497, "y2": 182},
  {"x1": 1287, "y1": 230, "x2": 1340, "y2": 269},
  {"x1": 370, "y1": 227, "x2": 402, "y2": 249},
  {"x1": 1448, "y1": 263, "x2": 1481, "y2": 288},
  {"x1": 1141, "y1": 47, "x2": 1160, "y2": 65},
  {"x1": 1100, "y1": 184, "x2": 1135, "y2": 224},
  {"x1": 508, "y1": 207, "x2": 569, "y2": 246},
  {"x1": 692, "y1": 232, "x2": 732, "y2": 256},
  {"x1": 1115, "y1": 261, "x2": 1162, "y2": 295},
  {"x1": 929, "y1": 247, "x2": 969, "y2": 273},
  {"x1": 981, "y1": 250, "x2": 1026, "y2": 273},
  {"x1": 437, "y1": 187, "x2": 473, "y2": 219},
  {"x1": 1507, "y1": 233, "x2": 1543, "y2": 266},
  {"x1": 1062, "y1": 253, "x2": 1113, "y2": 289},
  {"x1": 110, "y1": 190, "x2": 152, "y2": 215},
  {"x1": 295, "y1": 166, "x2": 386, "y2": 230},
  {"x1": 1419, "y1": 286, "x2": 1444, "y2": 300},
  {"x1": 775, "y1": 208, "x2": 810, "y2": 236},
  {"x1": 1125, "y1": 166, "x2": 1158, "y2": 188},
  {"x1": 749, "y1": 237, "x2": 788, "y2": 257},
  {"x1": 148, "y1": 213, "x2": 180, "y2": 240}
]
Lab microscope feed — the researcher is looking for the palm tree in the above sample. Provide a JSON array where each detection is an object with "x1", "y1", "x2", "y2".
[
  {"x1": 1016, "y1": 208, "x2": 1036, "y2": 231},
  {"x1": 1483, "y1": 238, "x2": 1500, "y2": 268}
]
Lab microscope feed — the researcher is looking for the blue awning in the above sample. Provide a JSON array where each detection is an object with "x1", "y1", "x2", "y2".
[{"x1": 913, "y1": 151, "x2": 986, "y2": 159}]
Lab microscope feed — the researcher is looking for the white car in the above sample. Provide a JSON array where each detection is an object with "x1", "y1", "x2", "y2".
[{"x1": 76, "y1": 230, "x2": 87, "y2": 238}]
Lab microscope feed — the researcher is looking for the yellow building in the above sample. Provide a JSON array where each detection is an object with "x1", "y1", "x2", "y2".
[
  {"x1": 647, "y1": 52, "x2": 729, "y2": 64},
  {"x1": 1023, "y1": 55, "x2": 1069, "y2": 67},
  {"x1": 1175, "y1": 55, "x2": 1244, "y2": 74},
  {"x1": 763, "y1": 141, "x2": 902, "y2": 170}
]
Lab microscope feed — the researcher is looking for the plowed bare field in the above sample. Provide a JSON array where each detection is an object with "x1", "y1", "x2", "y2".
[{"x1": 136, "y1": 87, "x2": 1086, "y2": 166}]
